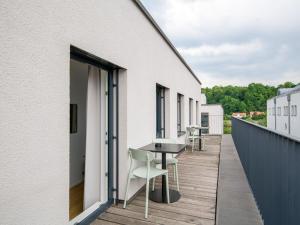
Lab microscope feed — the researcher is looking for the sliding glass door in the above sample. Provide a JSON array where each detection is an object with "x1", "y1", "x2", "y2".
[{"x1": 69, "y1": 46, "x2": 119, "y2": 224}]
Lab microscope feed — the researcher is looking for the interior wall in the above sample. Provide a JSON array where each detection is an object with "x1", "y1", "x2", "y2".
[{"x1": 70, "y1": 59, "x2": 88, "y2": 187}]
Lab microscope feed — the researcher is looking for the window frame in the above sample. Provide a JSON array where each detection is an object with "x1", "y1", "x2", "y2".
[
  {"x1": 291, "y1": 105, "x2": 298, "y2": 117},
  {"x1": 201, "y1": 112, "x2": 209, "y2": 134},
  {"x1": 283, "y1": 106, "x2": 289, "y2": 116},
  {"x1": 277, "y1": 107, "x2": 281, "y2": 116},
  {"x1": 177, "y1": 93, "x2": 184, "y2": 137},
  {"x1": 189, "y1": 98, "x2": 193, "y2": 125},
  {"x1": 156, "y1": 84, "x2": 166, "y2": 138}
]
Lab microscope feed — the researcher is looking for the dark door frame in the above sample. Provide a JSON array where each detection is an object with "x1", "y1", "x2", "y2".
[
  {"x1": 156, "y1": 84, "x2": 166, "y2": 138},
  {"x1": 70, "y1": 46, "x2": 122, "y2": 225}
]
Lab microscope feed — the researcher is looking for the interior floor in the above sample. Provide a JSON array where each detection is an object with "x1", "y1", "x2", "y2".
[{"x1": 69, "y1": 182, "x2": 84, "y2": 220}]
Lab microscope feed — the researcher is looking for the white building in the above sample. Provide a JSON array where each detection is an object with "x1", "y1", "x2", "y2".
[
  {"x1": 0, "y1": 1, "x2": 206, "y2": 225},
  {"x1": 267, "y1": 85, "x2": 300, "y2": 138},
  {"x1": 200, "y1": 94, "x2": 224, "y2": 135}
]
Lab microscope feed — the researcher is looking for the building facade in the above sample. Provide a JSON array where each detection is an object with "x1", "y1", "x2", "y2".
[
  {"x1": 200, "y1": 94, "x2": 224, "y2": 135},
  {"x1": 267, "y1": 85, "x2": 300, "y2": 138},
  {"x1": 0, "y1": 1, "x2": 204, "y2": 225}
]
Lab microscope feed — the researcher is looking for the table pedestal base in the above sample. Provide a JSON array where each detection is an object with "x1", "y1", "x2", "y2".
[{"x1": 149, "y1": 189, "x2": 181, "y2": 203}]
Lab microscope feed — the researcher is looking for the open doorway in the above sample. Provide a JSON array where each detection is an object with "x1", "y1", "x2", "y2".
[{"x1": 69, "y1": 59, "x2": 109, "y2": 221}]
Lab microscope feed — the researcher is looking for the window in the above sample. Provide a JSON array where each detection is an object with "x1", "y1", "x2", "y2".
[
  {"x1": 156, "y1": 84, "x2": 166, "y2": 138},
  {"x1": 291, "y1": 105, "x2": 298, "y2": 116},
  {"x1": 189, "y1": 98, "x2": 193, "y2": 125},
  {"x1": 177, "y1": 93, "x2": 183, "y2": 136},
  {"x1": 201, "y1": 113, "x2": 209, "y2": 134},
  {"x1": 277, "y1": 107, "x2": 281, "y2": 116},
  {"x1": 283, "y1": 106, "x2": 289, "y2": 116}
]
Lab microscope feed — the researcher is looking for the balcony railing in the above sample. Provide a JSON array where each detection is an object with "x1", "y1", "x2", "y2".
[{"x1": 232, "y1": 117, "x2": 300, "y2": 225}]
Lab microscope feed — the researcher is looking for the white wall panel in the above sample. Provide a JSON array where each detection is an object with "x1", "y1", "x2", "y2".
[
  {"x1": 200, "y1": 105, "x2": 224, "y2": 135},
  {"x1": 290, "y1": 92, "x2": 300, "y2": 138},
  {"x1": 0, "y1": 1, "x2": 202, "y2": 224}
]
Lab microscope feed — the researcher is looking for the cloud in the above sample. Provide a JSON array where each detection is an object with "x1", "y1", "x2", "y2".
[
  {"x1": 198, "y1": 70, "x2": 300, "y2": 88},
  {"x1": 177, "y1": 39, "x2": 263, "y2": 58},
  {"x1": 141, "y1": 0, "x2": 300, "y2": 87},
  {"x1": 156, "y1": 0, "x2": 300, "y2": 43}
]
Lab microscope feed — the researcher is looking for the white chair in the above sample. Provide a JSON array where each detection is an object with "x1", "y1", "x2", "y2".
[
  {"x1": 123, "y1": 148, "x2": 170, "y2": 218},
  {"x1": 186, "y1": 127, "x2": 200, "y2": 152},
  {"x1": 152, "y1": 138, "x2": 183, "y2": 191}
]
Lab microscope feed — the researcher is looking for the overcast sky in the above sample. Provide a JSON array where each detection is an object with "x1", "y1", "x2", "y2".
[{"x1": 141, "y1": 0, "x2": 300, "y2": 87}]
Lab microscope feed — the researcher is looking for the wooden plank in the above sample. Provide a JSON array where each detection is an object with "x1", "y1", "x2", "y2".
[
  {"x1": 99, "y1": 212, "x2": 155, "y2": 225},
  {"x1": 130, "y1": 198, "x2": 215, "y2": 219},
  {"x1": 95, "y1": 136, "x2": 221, "y2": 225},
  {"x1": 116, "y1": 204, "x2": 214, "y2": 225},
  {"x1": 91, "y1": 218, "x2": 121, "y2": 225},
  {"x1": 107, "y1": 206, "x2": 198, "y2": 225}
]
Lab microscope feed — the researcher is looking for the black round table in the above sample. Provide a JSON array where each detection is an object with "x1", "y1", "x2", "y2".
[{"x1": 139, "y1": 143, "x2": 186, "y2": 203}]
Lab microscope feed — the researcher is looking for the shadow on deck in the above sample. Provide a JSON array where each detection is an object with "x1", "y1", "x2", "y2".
[
  {"x1": 92, "y1": 135, "x2": 263, "y2": 225},
  {"x1": 93, "y1": 136, "x2": 221, "y2": 225}
]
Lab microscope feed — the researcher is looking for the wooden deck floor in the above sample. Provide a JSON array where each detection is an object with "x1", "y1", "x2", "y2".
[{"x1": 93, "y1": 136, "x2": 221, "y2": 225}]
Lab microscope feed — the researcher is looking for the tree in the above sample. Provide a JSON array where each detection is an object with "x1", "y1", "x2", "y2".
[
  {"x1": 277, "y1": 82, "x2": 296, "y2": 89},
  {"x1": 202, "y1": 82, "x2": 297, "y2": 115}
]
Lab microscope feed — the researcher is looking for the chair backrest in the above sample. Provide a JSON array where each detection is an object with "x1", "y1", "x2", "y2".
[
  {"x1": 186, "y1": 127, "x2": 196, "y2": 137},
  {"x1": 129, "y1": 148, "x2": 154, "y2": 162}
]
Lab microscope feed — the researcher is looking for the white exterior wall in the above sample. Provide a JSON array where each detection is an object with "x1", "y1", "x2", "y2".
[
  {"x1": 201, "y1": 93, "x2": 207, "y2": 104},
  {"x1": 290, "y1": 92, "x2": 300, "y2": 137},
  {"x1": 267, "y1": 91, "x2": 300, "y2": 138},
  {"x1": 275, "y1": 95, "x2": 289, "y2": 134},
  {"x1": 200, "y1": 105, "x2": 224, "y2": 135},
  {"x1": 267, "y1": 98, "x2": 275, "y2": 129},
  {"x1": 0, "y1": 1, "x2": 202, "y2": 225}
]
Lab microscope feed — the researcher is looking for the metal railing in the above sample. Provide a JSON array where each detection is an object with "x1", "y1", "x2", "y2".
[{"x1": 232, "y1": 117, "x2": 300, "y2": 225}]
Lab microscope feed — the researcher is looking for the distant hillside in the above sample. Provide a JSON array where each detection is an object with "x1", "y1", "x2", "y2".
[{"x1": 202, "y1": 82, "x2": 299, "y2": 115}]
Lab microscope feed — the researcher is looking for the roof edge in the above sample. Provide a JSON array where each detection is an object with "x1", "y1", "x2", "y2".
[
  {"x1": 202, "y1": 104, "x2": 223, "y2": 106},
  {"x1": 267, "y1": 88, "x2": 300, "y2": 101},
  {"x1": 132, "y1": 0, "x2": 202, "y2": 85}
]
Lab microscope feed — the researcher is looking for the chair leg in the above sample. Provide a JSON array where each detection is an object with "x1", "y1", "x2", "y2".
[
  {"x1": 173, "y1": 165, "x2": 176, "y2": 181},
  {"x1": 123, "y1": 173, "x2": 131, "y2": 209},
  {"x1": 152, "y1": 177, "x2": 156, "y2": 191},
  {"x1": 165, "y1": 174, "x2": 170, "y2": 204},
  {"x1": 192, "y1": 139, "x2": 195, "y2": 152},
  {"x1": 145, "y1": 178, "x2": 150, "y2": 218},
  {"x1": 175, "y1": 163, "x2": 179, "y2": 191}
]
